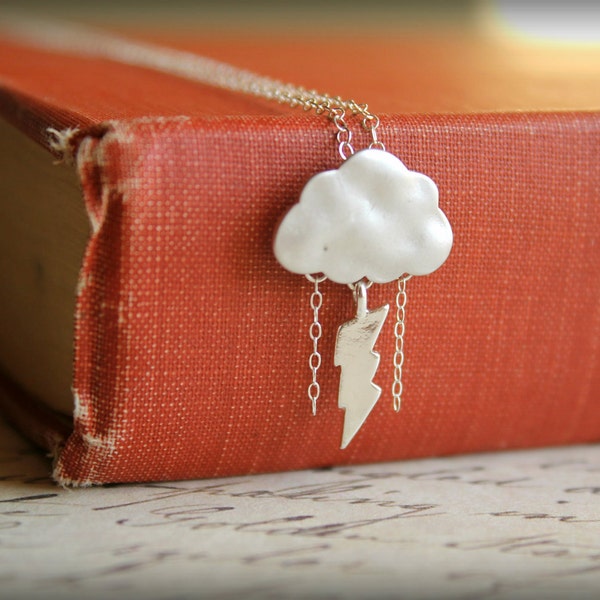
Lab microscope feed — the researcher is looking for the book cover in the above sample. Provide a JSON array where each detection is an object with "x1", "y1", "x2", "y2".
[{"x1": 0, "y1": 20, "x2": 599, "y2": 485}]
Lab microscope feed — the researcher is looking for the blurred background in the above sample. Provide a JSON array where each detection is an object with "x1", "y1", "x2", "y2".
[{"x1": 0, "y1": 0, "x2": 599, "y2": 43}]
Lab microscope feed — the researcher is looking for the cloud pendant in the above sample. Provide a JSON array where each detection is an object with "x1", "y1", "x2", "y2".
[{"x1": 273, "y1": 149, "x2": 453, "y2": 284}]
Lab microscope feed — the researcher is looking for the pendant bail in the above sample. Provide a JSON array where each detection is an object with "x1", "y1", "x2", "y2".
[{"x1": 352, "y1": 279, "x2": 370, "y2": 318}]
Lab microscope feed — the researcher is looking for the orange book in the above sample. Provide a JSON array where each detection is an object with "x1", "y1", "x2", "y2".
[{"x1": 0, "y1": 19, "x2": 599, "y2": 485}]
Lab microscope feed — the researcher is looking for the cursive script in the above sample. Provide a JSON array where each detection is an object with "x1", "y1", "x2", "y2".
[{"x1": 1, "y1": 417, "x2": 599, "y2": 599}]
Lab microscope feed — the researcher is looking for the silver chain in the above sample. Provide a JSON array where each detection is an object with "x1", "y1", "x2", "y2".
[
  {"x1": 392, "y1": 276, "x2": 410, "y2": 412},
  {"x1": 330, "y1": 106, "x2": 384, "y2": 160},
  {"x1": 4, "y1": 19, "x2": 383, "y2": 159},
  {"x1": 306, "y1": 274, "x2": 325, "y2": 415},
  {"x1": 8, "y1": 20, "x2": 399, "y2": 414}
]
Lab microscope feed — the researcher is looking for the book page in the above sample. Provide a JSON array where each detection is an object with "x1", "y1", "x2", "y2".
[{"x1": 1, "y1": 415, "x2": 599, "y2": 599}]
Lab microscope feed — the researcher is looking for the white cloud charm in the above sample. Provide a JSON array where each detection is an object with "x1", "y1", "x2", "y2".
[{"x1": 273, "y1": 149, "x2": 453, "y2": 284}]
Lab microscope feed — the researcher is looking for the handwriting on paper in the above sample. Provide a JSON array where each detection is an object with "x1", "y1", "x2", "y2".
[{"x1": 1, "y1": 418, "x2": 600, "y2": 599}]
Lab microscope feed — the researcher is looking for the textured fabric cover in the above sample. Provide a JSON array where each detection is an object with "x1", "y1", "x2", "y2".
[{"x1": 0, "y1": 31, "x2": 599, "y2": 484}]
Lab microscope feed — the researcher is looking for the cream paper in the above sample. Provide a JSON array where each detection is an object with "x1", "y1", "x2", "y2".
[{"x1": 1, "y1": 416, "x2": 599, "y2": 599}]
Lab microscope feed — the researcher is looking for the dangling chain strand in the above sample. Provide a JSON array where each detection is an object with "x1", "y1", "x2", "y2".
[
  {"x1": 333, "y1": 108, "x2": 384, "y2": 159},
  {"x1": 332, "y1": 108, "x2": 355, "y2": 160},
  {"x1": 307, "y1": 274, "x2": 325, "y2": 415},
  {"x1": 392, "y1": 276, "x2": 410, "y2": 412}
]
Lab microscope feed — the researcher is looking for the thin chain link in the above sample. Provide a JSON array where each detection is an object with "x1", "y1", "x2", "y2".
[
  {"x1": 363, "y1": 114, "x2": 386, "y2": 151},
  {"x1": 392, "y1": 276, "x2": 410, "y2": 412},
  {"x1": 332, "y1": 107, "x2": 355, "y2": 160},
  {"x1": 307, "y1": 275, "x2": 325, "y2": 415}
]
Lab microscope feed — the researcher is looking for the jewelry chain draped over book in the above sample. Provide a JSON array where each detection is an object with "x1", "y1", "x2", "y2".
[{"x1": 5, "y1": 19, "x2": 454, "y2": 449}]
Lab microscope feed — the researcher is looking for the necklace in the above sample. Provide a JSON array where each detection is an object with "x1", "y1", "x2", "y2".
[
  {"x1": 274, "y1": 141, "x2": 452, "y2": 448},
  {"x1": 7, "y1": 18, "x2": 454, "y2": 449}
]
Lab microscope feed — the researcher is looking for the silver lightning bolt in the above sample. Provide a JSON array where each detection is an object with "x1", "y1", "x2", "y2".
[{"x1": 334, "y1": 281, "x2": 389, "y2": 449}]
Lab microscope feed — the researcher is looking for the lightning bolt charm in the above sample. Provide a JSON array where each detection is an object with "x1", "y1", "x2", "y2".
[{"x1": 334, "y1": 280, "x2": 389, "y2": 449}]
